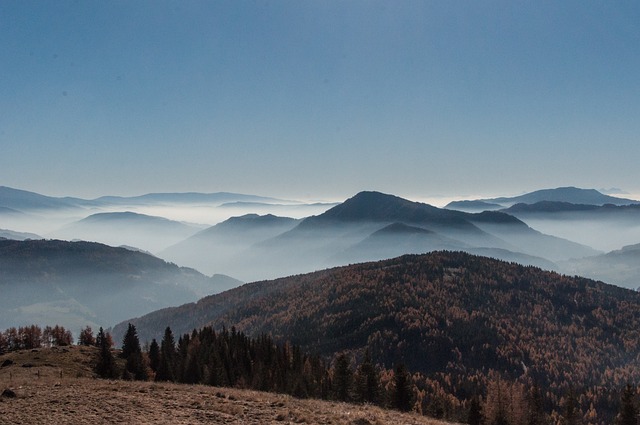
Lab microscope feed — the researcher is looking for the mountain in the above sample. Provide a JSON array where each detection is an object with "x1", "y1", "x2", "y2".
[
  {"x1": 49, "y1": 211, "x2": 202, "y2": 253},
  {"x1": 160, "y1": 214, "x2": 300, "y2": 276},
  {"x1": 444, "y1": 200, "x2": 504, "y2": 212},
  {"x1": 0, "y1": 186, "x2": 98, "y2": 211},
  {"x1": 0, "y1": 228, "x2": 41, "y2": 240},
  {"x1": 484, "y1": 186, "x2": 638, "y2": 207},
  {"x1": 501, "y1": 202, "x2": 640, "y2": 252},
  {"x1": 214, "y1": 191, "x2": 595, "y2": 281},
  {"x1": 561, "y1": 243, "x2": 640, "y2": 290},
  {"x1": 115, "y1": 251, "x2": 640, "y2": 423},
  {"x1": 93, "y1": 191, "x2": 289, "y2": 206},
  {"x1": 0, "y1": 239, "x2": 233, "y2": 331}
]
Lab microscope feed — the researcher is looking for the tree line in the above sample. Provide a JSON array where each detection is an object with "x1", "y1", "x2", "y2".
[
  {"x1": 99, "y1": 323, "x2": 415, "y2": 412},
  {"x1": 0, "y1": 324, "x2": 74, "y2": 352},
  {"x1": 101, "y1": 323, "x2": 640, "y2": 425}
]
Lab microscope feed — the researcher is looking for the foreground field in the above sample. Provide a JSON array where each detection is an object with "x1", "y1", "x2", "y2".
[{"x1": 0, "y1": 347, "x2": 454, "y2": 425}]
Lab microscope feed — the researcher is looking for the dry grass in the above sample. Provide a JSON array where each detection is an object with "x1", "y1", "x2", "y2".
[{"x1": 0, "y1": 347, "x2": 457, "y2": 425}]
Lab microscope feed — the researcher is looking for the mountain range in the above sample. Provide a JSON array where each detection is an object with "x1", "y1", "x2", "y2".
[
  {"x1": 162, "y1": 191, "x2": 597, "y2": 281},
  {"x1": 446, "y1": 186, "x2": 638, "y2": 212}
]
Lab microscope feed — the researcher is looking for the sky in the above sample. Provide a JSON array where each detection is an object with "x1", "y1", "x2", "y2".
[{"x1": 1, "y1": 1, "x2": 640, "y2": 202}]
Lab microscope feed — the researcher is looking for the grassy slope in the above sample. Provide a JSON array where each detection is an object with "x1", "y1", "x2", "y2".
[{"x1": 0, "y1": 346, "x2": 455, "y2": 425}]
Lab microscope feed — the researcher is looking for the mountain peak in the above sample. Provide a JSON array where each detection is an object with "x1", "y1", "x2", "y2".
[{"x1": 318, "y1": 191, "x2": 439, "y2": 222}]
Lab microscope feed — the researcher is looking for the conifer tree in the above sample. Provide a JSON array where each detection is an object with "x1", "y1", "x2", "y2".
[
  {"x1": 120, "y1": 323, "x2": 146, "y2": 380},
  {"x1": 121, "y1": 323, "x2": 140, "y2": 359},
  {"x1": 617, "y1": 384, "x2": 638, "y2": 425},
  {"x1": 468, "y1": 396, "x2": 483, "y2": 425},
  {"x1": 156, "y1": 326, "x2": 176, "y2": 382},
  {"x1": 393, "y1": 363, "x2": 414, "y2": 412},
  {"x1": 95, "y1": 327, "x2": 116, "y2": 379},
  {"x1": 148, "y1": 339, "x2": 160, "y2": 373},
  {"x1": 355, "y1": 349, "x2": 379, "y2": 404},
  {"x1": 333, "y1": 353, "x2": 353, "y2": 402}
]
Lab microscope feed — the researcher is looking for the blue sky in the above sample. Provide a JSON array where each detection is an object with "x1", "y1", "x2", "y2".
[{"x1": 1, "y1": 1, "x2": 639, "y2": 201}]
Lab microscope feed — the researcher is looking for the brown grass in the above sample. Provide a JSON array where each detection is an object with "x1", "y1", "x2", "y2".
[{"x1": 0, "y1": 347, "x2": 457, "y2": 425}]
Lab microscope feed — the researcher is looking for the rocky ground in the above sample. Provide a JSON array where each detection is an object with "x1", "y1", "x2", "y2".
[{"x1": 0, "y1": 346, "x2": 455, "y2": 425}]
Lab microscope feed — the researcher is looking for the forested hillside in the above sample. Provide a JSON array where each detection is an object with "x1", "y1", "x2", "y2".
[{"x1": 117, "y1": 251, "x2": 640, "y2": 423}]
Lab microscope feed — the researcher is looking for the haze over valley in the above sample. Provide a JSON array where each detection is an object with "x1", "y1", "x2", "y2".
[{"x1": 2, "y1": 184, "x2": 640, "y2": 334}]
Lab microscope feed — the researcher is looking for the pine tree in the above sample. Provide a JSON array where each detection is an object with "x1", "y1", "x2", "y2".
[
  {"x1": 468, "y1": 396, "x2": 483, "y2": 425},
  {"x1": 355, "y1": 349, "x2": 379, "y2": 404},
  {"x1": 156, "y1": 326, "x2": 176, "y2": 382},
  {"x1": 148, "y1": 339, "x2": 160, "y2": 373},
  {"x1": 333, "y1": 354, "x2": 353, "y2": 402},
  {"x1": 618, "y1": 384, "x2": 638, "y2": 425},
  {"x1": 393, "y1": 363, "x2": 413, "y2": 412},
  {"x1": 121, "y1": 323, "x2": 140, "y2": 359},
  {"x1": 95, "y1": 327, "x2": 116, "y2": 379},
  {"x1": 120, "y1": 323, "x2": 146, "y2": 380}
]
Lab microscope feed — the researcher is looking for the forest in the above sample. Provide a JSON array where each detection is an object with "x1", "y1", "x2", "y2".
[{"x1": 119, "y1": 251, "x2": 640, "y2": 424}]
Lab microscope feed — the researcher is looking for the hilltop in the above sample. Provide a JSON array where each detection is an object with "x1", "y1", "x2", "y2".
[{"x1": 0, "y1": 346, "x2": 450, "y2": 425}]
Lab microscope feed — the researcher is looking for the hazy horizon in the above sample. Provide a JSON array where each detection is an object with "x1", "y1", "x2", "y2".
[{"x1": 2, "y1": 2, "x2": 640, "y2": 201}]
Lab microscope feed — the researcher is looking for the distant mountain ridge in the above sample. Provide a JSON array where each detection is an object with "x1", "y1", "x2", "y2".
[
  {"x1": 49, "y1": 211, "x2": 202, "y2": 253},
  {"x1": 0, "y1": 185, "x2": 293, "y2": 211},
  {"x1": 446, "y1": 186, "x2": 638, "y2": 211},
  {"x1": 0, "y1": 239, "x2": 237, "y2": 331},
  {"x1": 202, "y1": 191, "x2": 597, "y2": 281}
]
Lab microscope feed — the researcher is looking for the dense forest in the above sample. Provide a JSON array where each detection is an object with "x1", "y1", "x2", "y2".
[{"x1": 118, "y1": 251, "x2": 640, "y2": 424}]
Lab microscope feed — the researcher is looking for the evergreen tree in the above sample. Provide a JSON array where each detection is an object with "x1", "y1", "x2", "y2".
[
  {"x1": 468, "y1": 396, "x2": 483, "y2": 425},
  {"x1": 355, "y1": 349, "x2": 379, "y2": 404},
  {"x1": 120, "y1": 323, "x2": 146, "y2": 380},
  {"x1": 393, "y1": 363, "x2": 414, "y2": 412},
  {"x1": 333, "y1": 354, "x2": 353, "y2": 402},
  {"x1": 156, "y1": 326, "x2": 176, "y2": 382},
  {"x1": 618, "y1": 384, "x2": 638, "y2": 425},
  {"x1": 95, "y1": 327, "x2": 116, "y2": 379},
  {"x1": 121, "y1": 323, "x2": 140, "y2": 359},
  {"x1": 148, "y1": 339, "x2": 160, "y2": 373}
]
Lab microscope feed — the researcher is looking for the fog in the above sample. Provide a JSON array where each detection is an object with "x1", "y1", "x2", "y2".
[{"x1": 516, "y1": 217, "x2": 640, "y2": 253}]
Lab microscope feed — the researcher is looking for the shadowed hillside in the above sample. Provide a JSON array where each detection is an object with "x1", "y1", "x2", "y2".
[{"x1": 0, "y1": 239, "x2": 233, "y2": 330}]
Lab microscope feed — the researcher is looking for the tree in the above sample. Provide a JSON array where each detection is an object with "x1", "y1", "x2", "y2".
[
  {"x1": 561, "y1": 389, "x2": 579, "y2": 425},
  {"x1": 484, "y1": 374, "x2": 509, "y2": 425},
  {"x1": 120, "y1": 323, "x2": 147, "y2": 380},
  {"x1": 95, "y1": 327, "x2": 116, "y2": 379},
  {"x1": 333, "y1": 354, "x2": 353, "y2": 402},
  {"x1": 468, "y1": 396, "x2": 484, "y2": 425},
  {"x1": 121, "y1": 323, "x2": 141, "y2": 359},
  {"x1": 393, "y1": 363, "x2": 414, "y2": 412},
  {"x1": 527, "y1": 384, "x2": 545, "y2": 425},
  {"x1": 156, "y1": 327, "x2": 176, "y2": 382},
  {"x1": 355, "y1": 349, "x2": 380, "y2": 404},
  {"x1": 78, "y1": 326, "x2": 95, "y2": 346},
  {"x1": 148, "y1": 339, "x2": 160, "y2": 373},
  {"x1": 617, "y1": 384, "x2": 637, "y2": 425}
]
